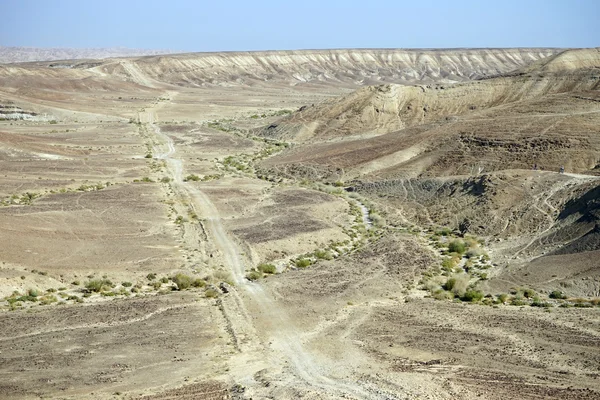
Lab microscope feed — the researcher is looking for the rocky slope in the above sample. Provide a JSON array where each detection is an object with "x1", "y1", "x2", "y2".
[{"x1": 257, "y1": 48, "x2": 600, "y2": 297}]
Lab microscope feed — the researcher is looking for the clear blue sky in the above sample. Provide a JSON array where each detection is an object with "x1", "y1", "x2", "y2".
[{"x1": 1, "y1": 0, "x2": 598, "y2": 51}]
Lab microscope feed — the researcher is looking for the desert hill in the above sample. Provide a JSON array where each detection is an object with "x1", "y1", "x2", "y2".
[
  {"x1": 257, "y1": 48, "x2": 600, "y2": 298},
  {"x1": 521, "y1": 47, "x2": 600, "y2": 73},
  {"x1": 258, "y1": 49, "x2": 599, "y2": 142}
]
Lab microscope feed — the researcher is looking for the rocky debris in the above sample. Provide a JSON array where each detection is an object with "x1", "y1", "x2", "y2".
[{"x1": 219, "y1": 282, "x2": 230, "y2": 294}]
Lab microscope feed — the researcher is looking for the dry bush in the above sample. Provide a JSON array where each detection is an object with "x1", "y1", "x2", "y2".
[
  {"x1": 433, "y1": 289, "x2": 454, "y2": 300},
  {"x1": 444, "y1": 273, "x2": 470, "y2": 297},
  {"x1": 424, "y1": 275, "x2": 446, "y2": 292},
  {"x1": 213, "y1": 270, "x2": 234, "y2": 285}
]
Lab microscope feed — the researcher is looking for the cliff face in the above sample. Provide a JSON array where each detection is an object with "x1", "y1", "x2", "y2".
[{"x1": 96, "y1": 48, "x2": 562, "y2": 87}]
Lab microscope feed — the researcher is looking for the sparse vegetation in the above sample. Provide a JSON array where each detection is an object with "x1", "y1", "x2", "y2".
[
  {"x1": 295, "y1": 258, "x2": 312, "y2": 268},
  {"x1": 192, "y1": 278, "x2": 206, "y2": 288},
  {"x1": 461, "y1": 290, "x2": 484, "y2": 302},
  {"x1": 85, "y1": 279, "x2": 115, "y2": 293},
  {"x1": 257, "y1": 263, "x2": 276, "y2": 274},
  {"x1": 183, "y1": 174, "x2": 201, "y2": 182},
  {"x1": 246, "y1": 270, "x2": 262, "y2": 281},
  {"x1": 549, "y1": 290, "x2": 567, "y2": 299}
]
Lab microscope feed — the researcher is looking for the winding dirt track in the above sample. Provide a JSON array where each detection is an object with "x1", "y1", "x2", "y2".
[{"x1": 141, "y1": 103, "x2": 388, "y2": 399}]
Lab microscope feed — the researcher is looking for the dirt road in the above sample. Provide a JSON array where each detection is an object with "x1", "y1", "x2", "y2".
[{"x1": 141, "y1": 104, "x2": 388, "y2": 399}]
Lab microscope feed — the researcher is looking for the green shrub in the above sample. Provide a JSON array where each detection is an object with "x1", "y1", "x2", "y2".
[
  {"x1": 511, "y1": 297, "x2": 527, "y2": 306},
  {"x1": 295, "y1": 258, "x2": 311, "y2": 268},
  {"x1": 205, "y1": 288, "x2": 219, "y2": 298},
  {"x1": 314, "y1": 250, "x2": 333, "y2": 260},
  {"x1": 147, "y1": 273, "x2": 157, "y2": 280},
  {"x1": 85, "y1": 279, "x2": 114, "y2": 293},
  {"x1": 444, "y1": 277, "x2": 457, "y2": 291},
  {"x1": 40, "y1": 295, "x2": 58, "y2": 305},
  {"x1": 71, "y1": 280, "x2": 80, "y2": 286},
  {"x1": 172, "y1": 273, "x2": 192, "y2": 290},
  {"x1": 246, "y1": 270, "x2": 262, "y2": 281},
  {"x1": 497, "y1": 293, "x2": 509, "y2": 304},
  {"x1": 441, "y1": 257, "x2": 456, "y2": 271},
  {"x1": 192, "y1": 278, "x2": 206, "y2": 288},
  {"x1": 448, "y1": 240, "x2": 466, "y2": 254},
  {"x1": 184, "y1": 174, "x2": 200, "y2": 182},
  {"x1": 523, "y1": 288, "x2": 536, "y2": 298},
  {"x1": 160, "y1": 277, "x2": 169, "y2": 284},
  {"x1": 549, "y1": 290, "x2": 566, "y2": 299},
  {"x1": 574, "y1": 302, "x2": 592, "y2": 308},
  {"x1": 151, "y1": 281, "x2": 162, "y2": 290},
  {"x1": 461, "y1": 290, "x2": 484, "y2": 302},
  {"x1": 257, "y1": 263, "x2": 276, "y2": 274},
  {"x1": 160, "y1": 176, "x2": 171, "y2": 183},
  {"x1": 433, "y1": 289, "x2": 454, "y2": 300},
  {"x1": 121, "y1": 281, "x2": 132, "y2": 287},
  {"x1": 531, "y1": 296, "x2": 552, "y2": 307},
  {"x1": 435, "y1": 228, "x2": 452, "y2": 236}
]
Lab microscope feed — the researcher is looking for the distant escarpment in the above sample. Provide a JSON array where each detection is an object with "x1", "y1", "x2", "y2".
[{"x1": 95, "y1": 48, "x2": 561, "y2": 87}]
